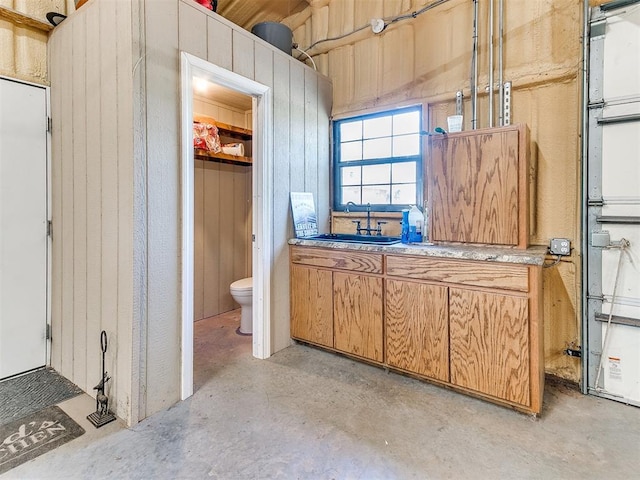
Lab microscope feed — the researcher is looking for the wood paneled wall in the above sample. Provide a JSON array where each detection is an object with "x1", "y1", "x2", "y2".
[
  {"x1": 142, "y1": 0, "x2": 328, "y2": 419},
  {"x1": 49, "y1": 0, "x2": 331, "y2": 424},
  {"x1": 48, "y1": 0, "x2": 135, "y2": 423},
  {"x1": 285, "y1": 0, "x2": 583, "y2": 383},
  {"x1": 194, "y1": 160, "x2": 252, "y2": 321},
  {"x1": 193, "y1": 95, "x2": 250, "y2": 128}
]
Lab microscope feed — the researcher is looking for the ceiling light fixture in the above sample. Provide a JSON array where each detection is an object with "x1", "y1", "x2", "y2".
[{"x1": 193, "y1": 77, "x2": 209, "y2": 94}]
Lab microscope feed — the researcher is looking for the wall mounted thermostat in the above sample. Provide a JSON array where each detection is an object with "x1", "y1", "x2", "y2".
[{"x1": 550, "y1": 238, "x2": 571, "y2": 256}]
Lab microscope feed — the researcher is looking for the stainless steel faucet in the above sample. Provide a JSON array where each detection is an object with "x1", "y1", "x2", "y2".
[
  {"x1": 364, "y1": 203, "x2": 372, "y2": 233},
  {"x1": 344, "y1": 201, "x2": 358, "y2": 213},
  {"x1": 345, "y1": 202, "x2": 385, "y2": 235}
]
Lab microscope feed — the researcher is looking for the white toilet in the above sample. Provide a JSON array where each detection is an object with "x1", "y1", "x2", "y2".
[{"x1": 230, "y1": 277, "x2": 252, "y2": 335}]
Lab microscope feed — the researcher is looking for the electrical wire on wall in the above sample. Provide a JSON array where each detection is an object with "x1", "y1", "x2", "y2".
[
  {"x1": 294, "y1": 0, "x2": 452, "y2": 62},
  {"x1": 542, "y1": 254, "x2": 563, "y2": 268},
  {"x1": 293, "y1": 45, "x2": 317, "y2": 70}
]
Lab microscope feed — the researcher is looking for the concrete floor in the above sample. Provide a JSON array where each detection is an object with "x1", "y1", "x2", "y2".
[{"x1": 3, "y1": 309, "x2": 640, "y2": 479}]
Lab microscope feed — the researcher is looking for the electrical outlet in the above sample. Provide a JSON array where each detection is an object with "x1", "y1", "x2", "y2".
[{"x1": 550, "y1": 238, "x2": 571, "y2": 256}]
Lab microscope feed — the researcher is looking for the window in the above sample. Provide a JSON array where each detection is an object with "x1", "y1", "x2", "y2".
[{"x1": 333, "y1": 106, "x2": 422, "y2": 212}]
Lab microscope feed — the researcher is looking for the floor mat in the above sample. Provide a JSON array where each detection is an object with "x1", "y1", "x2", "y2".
[
  {"x1": 0, "y1": 368, "x2": 83, "y2": 426},
  {"x1": 0, "y1": 405, "x2": 85, "y2": 475}
]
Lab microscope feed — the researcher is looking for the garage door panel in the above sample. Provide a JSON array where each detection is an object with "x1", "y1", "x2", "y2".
[
  {"x1": 587, "y1": 1, "x2": 640, "y2": 406},
  {"x1": 600, "y1": 323, "x2": 640, "y2": 401},
  {"x1": 600, "y1": 228, "x2": 640, "y2": 320},
  {"x1": 603, "y1": 9, "x2": 640, "y2": 99},
  {"x1": 601, "y1": 111, "x2": 640, "y2": 200}
]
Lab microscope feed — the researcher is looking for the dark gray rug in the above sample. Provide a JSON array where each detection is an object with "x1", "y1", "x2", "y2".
[
  {"x1": 0, "y1": 405, "x2": 85, "y2": 474},
  {"x1": 0, "y1": 368, "x2": 83, "y2": 426}
]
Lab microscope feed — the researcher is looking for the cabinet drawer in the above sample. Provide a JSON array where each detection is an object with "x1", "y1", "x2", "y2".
[
  {"x1": 290, "y1": 246, "x2": 383, "y2": 274},
  {"x1": 386, "y1": 255, "x2": 529, "y2": 292}
]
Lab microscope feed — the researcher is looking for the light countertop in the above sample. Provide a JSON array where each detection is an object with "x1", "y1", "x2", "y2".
[{"x1": 288, "y1": 238, "x2": 548, "y2": 266}]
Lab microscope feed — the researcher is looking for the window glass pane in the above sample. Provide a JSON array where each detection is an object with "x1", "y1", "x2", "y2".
[
  {"x1": 363, "y1": 116, "x2": 392, "y2": 139},
  {"x1": 362, "y1": 185, "x2": 390, "y2": 204},
  {"x1": 362, "y1": 164, "x2": 390, "y2": 185},
  {"x1": 363, "y1": 137, "x2": 391, "y2": 159},
  {"x1": 391, "y1": 184, "x2": 416, "y2": 204},
  {"x1": 342, "y1": 186, "x2": 361, "y2": 204},
  {"x1": 392, "y1": 161, "x2": 416, "y2": 183},
  {"x1": 334, "y1": 106, "x2": 422, "y2": 210},
  {"x1": 341, "y1": 141, "x2": 362, "y2": 161},
  {"x1": 341, "y1": 121, "x2": 362, "y2": 142},
  {"x1": 393, "y1": 110, "x2": 420, "y2": 135},
  {"x1": 341, "y1": 166, "x2": 361, "y2": 186},
  {"x1": 393, "y1": 134, "x2": 420, "y2": 157}
]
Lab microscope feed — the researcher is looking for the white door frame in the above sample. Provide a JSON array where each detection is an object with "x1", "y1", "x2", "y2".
[{"x1": 180, "y1": 53, "x2": 272, "y2": 399}]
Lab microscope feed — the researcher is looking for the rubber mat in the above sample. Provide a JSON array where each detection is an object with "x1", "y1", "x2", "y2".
[
  {"x1": 0, "y1": 368, "x2": 83, "y2": 426},
  {"x1": 0, "y1": 405, "x2": 85, "y2": 474}
]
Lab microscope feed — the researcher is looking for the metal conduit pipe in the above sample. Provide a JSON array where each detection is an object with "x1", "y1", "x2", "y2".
[
  {"x1": 488, "y1": 0, "x2": 494, "y2": 127},
  {"x1": 580, "y1": 0, "x2": 591, "y2": 395},
  {"x1": 472, "y1": 0, "x2": 479, "y2": 129},
  {"x1": 498, "y1": 0, "x2": 504, "y2": 126}
]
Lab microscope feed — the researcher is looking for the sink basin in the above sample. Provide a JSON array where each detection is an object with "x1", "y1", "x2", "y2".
[{"x1": 306, "y1": 233, "x2": 401, "y2": 245}]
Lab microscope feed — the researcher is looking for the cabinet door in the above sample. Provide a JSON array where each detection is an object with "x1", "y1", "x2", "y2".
[
  {"x1": 385, "y1": 280, "x2": 449, "y2": 381},
  {"x1": 290, "y1": 264, "x2": 333, "y2": 348},
  {"x1": 428, "y1": 127, "x2": 521, "y2": 246},
  {"x1": 334, "y1": 272, "x2": 383, "y2": 362},
  {"x1": 449, "y1": 288, "x2": 530, "y2": 406}
]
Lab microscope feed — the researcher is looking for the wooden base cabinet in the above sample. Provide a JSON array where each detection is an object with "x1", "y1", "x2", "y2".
[
  {"x1": 290, "y1": 246, "x2": 543, "y2": 414},
  {"x1": 449, "y1": 288, "x2": 530, "y2": 407},
  {"x1": 289, "y1": 246, "x2": 384, "y2": 361},
  {"x1": 290, "y1": 264, "x2": 333, "y2": 348},
  {"x1": 334, "y1": 273, "x2": 383, "y2": 362},
  {"x1": 385, "y1": 280, "x2": 449, "y2": 382}
]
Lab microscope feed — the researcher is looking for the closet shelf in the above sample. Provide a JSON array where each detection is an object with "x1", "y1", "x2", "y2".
[
  {"x1": 215, "y1": 122, "x2": 252, "y2": 140},
  {"x1": 194, "y1": 148, "x2": 252, "y2": 166},
  {"x1": 193, "y1": 114, "x2": 252, "y2": 166}
]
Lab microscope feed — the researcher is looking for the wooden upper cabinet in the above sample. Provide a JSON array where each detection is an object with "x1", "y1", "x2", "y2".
[{"x1": 427, "y1": 124, "x2": 530, "y2": 248}]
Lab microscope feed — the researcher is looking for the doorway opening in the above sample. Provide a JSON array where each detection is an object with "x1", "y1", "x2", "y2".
[
  {"x1": 192, "y1": 79, "x2": 253, "y2": 391},
  {"x1": 180, "y1": 53, "x2": 272, "y2": 399}
]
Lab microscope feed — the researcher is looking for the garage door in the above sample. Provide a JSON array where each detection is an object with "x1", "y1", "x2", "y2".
[{"x1": 585, "y1": 0, "x2": 640, "y2": 405}]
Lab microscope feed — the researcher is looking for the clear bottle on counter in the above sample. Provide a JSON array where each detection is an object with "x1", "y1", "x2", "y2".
[
  {"x1": 401, "y1": 209, "x2": 410, "y2": 244},
  {"x1": 423, "y1": 205, "x2": 429, "y2": 242},
  {"x1": 408, "y1": 205, "x2": 424, "y2": 243}
]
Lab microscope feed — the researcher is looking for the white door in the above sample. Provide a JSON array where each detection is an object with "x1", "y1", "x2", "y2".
[
  {"x1": 0, "y1": 77, "x2": 48, "y2": 379},
  {"x1": 585, "y1": 2, "x2": 640, "y2": 405}
]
